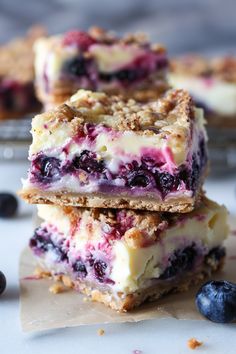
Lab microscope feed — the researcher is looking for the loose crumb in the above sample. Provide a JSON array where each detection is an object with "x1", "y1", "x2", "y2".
[
  {"x1": 188, "y1": 338, "x2": 203, "y2": 350},
  {"x1": 97, "y1": 328, "x2": 105, "y2": 336},
  {"x1": 49, "y1": 283, "x2": 65, "y2": 294},
  {"x1": 34, "y1": 267, "x2": 51, "y2": 279},
  {"x1": 62, "y1": 275, "x2": 74, "y2": 288}
]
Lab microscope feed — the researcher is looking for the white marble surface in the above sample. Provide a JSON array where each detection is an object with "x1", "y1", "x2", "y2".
[{"x1": 0, "y1": 160, "x2": 236, "y2": 354}]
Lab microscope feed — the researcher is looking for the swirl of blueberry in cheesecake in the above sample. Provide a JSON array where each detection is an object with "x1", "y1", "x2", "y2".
[
  {"x1": 29, "y1": 197, "x2": 228, "y2": 311},
  {"x1": 20, "y1": 89, "x2": 207, "y2": 212},
  {"x1": 169, "y1": 55, "x2": 236, "y2": 127},
  {"x1": 34, "y1": 27, "x2": 168, "y2": 106}
]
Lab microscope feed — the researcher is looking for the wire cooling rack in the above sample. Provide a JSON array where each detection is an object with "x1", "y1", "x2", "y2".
[{"x1": 0, "y1": 118, "x2": 31, "y2": 160}]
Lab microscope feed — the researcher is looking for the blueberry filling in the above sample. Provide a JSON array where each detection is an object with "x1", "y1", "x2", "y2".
[
  {"x1": 31, "y1": 155, "x2": 61, "y2": 184},
  {"x1": 127, "y1": 169, "x2": 155, "y2": 188},
  {"x1": 94, "y1": 260, "x2": 107, "y2": 282},
  {"x1": 30, "y1": 228, "x2": 68, "y2": 262},
  {"x1": 99, "y1": 68, "x2": 147, "y2": 83},
  {"x1": 155, "y1": 172, "x2": 178, "y2": 197},
  {"x1": 30, "y1": 131, "x2": 206, "y2": 196},
  {"x1": 63, "y1": 57, "x2": 89, "y2": 77},
  {"x1": 72, "y1": 150, "x2": 105, "y2": 173},
  {"x1": 72, "y1": 260, "x2": 88, "y2": 278},
  {"x1": 0, "y1": 81, "x2": 40, "y2": 111},
  {"x1": 160, "y1": 245, "x2": 197, "y2": 280}
]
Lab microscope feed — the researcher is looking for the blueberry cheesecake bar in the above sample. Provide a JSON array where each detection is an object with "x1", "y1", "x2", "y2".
[
  {"x1": 34, "y1": 27, "x2": 168, "y2": 107},
  {"x1": 0, "y1": 26, "x2": 45, "y2": 119},
  {"x1": 169, "y1": 55, "x2": 236, "y2": 127},
  {"x1": 20, "y1": 89, "x2": 207, "y2": 212},
  {"x1": 30, "y1": 197, "x2": 228, "y2": 311}
]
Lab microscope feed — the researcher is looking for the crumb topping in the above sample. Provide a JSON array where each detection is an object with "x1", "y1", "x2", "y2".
[
  {"x1": 0, "y1": 25, "x2": 46, "y2": 82},
  {"x1": 58, "y1": 196, "x2": 213, "y2": 246},
  {"x1": 97, "y1": 328, "x2": 105, "y2": 336},
  {"x1": 187, "y1": 338, "x2": 203, "y2": 350},
  {"x1": 34, "y1": 89, "x2": 194, "y2": 135},
  {"x1": 49, "y1": 282, "x2": 65, "y2": 294},
  {"x1": 171, "y1": 55, "x2": 236, "y2": 83}
]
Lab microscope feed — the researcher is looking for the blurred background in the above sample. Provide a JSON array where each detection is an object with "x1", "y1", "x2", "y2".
[
  {"x1": 0, "y1": 0, "x2": 236, "y2": 174},
  {"x1": 0, "y1": 0, "x2": 236, "y2": 54}
]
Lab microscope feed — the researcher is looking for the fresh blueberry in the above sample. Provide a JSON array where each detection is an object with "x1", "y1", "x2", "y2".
[
  {"x1": 160, "y1": 245, "x2": 197, "y2": 279},
  {"x1": 196, "y1": 280, "x2": 236, "y2": 323},
  {"x1": 73, "y1": 150, "x2": 104, "y2": 173},
  {"x1": 127, "y1": 169, "x2": 153, "y2": 188},
  {"x1": 0, "y1": 193, "x2": 18, "y2": 218},
  {"x1": 73, "y1": 260, "x2": 87, "y2": 278},
  {"x1": 94, "y1": 260, "x2": 107, "y2": 282},
  {"x1": 63, "y1": 57, "x2": 88, "y2": 77},
  {"x1": 32, "y1": 155, "x2": 61, "y2": 183},
  {"x1": 155, "y1": 172, "x2": 177, "y2": 197},
  {"x1": 0, "y1": 271, "x2": 6, "y2": 295}
]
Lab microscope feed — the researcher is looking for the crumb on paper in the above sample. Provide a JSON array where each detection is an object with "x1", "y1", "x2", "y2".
[
  {"x1": 97, "y1": 328, "x2": 105, "y2": 336},
  {"x1": 188, "y1": 338, "x2": 203, "y2": 350},
  {"x1": 34, "y1": 267, "x2": 51, "y2": 279},
  {"x1": 62, "y1": 275, "x2": 74, "y2": 288},
  {"x1": 49, "y1": 283, "x2": 65, "y2": 294}
]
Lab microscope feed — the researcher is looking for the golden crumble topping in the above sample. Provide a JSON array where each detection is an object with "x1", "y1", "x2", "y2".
[
  {"x1": 170, "y1": 55, "x2": 236, "y2": 83},
  {"x1": 187, "y1": 338, "x2": 203, "y2": 350},
  {"x1": 34, "y1": 89, "x2": 194, "y2": 136},
  {"x1": 0, "y1": 25, "x2": 46, "y2": 82}
]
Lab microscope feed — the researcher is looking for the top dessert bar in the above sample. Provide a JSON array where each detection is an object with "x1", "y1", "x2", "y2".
[
  {"x1": 34, "y1": 27, "x2": 168, "y2": 106},
  {"x1": 0, "y1": 26, "x2": 45, "y2": 119},
  {"x1": 20, "y1": 88, "x2": 207, "y2": 212},
  {"x1": 169, "y1": 55, "x2": 236, "y2": 127}
]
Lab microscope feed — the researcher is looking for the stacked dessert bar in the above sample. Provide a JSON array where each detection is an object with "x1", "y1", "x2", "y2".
[
  {"x1": 33, "y1": 27, "x2": 168, "y2": 108},
  {"x1": 169, "y1": 55, "x2": 236, "y2": 127},
  {"x1": 20, "y1": 88, "x2": 228, "y2": 311},
  {"x1": 20, "y1": 30, "x2": 228, "y2": 312},
  {"x1": 0, "y1": 26, "x2": 45, "y2": 120}
]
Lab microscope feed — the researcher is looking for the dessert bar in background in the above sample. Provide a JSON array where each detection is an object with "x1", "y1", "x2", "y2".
[
  {"x1": 20, "y1": 89, "x2": 208, "y2": 212},
  {"x1": 34, "y1": 27, "x2": 168, "y2": 108},
  {"x1": 0, "y1": 26, "x2": 45, "y2": 120},
  {"x1": 169, "y1": 55, "x2": 236, "y2": 127},
  {"x1": 30, "y1": 197, "x2": 228, "y2": 311}
]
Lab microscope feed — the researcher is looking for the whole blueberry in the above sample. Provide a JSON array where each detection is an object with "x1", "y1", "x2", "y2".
[
  {"x1": 63, "y1": 57, "x2": 88, "y2": 77},
  {"x1": 72, "y1": 260, "x2": 87, "y2": 278},
  {"x1": 73, "y1": 150, "x2": 104, "y2": 173},
  {"x1": 196, "y1": 280, "x2": 236, "y2": 323},
  {"x1": 155, "y1": 172, "x2": 177, "y2": 197},
  {"x1": 0, "y1": 271, "x2": 6, "y2": 295},
  {"x1": 0, "y1": 193, "x2": 18, "y2": 218},
  {"x1": 32, "y1": 155, "x2": 61, "y2": 183},
  {"x1": 94, "y1": 260, "x2": 107, "y2": 282},
  {"x1": 127, "y1": 169, "x2": 151, "y2": 188}
]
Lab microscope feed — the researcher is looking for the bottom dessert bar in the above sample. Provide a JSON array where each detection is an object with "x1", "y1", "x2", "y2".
[{"x1": 30, "y1": 197, "x2": 228, "y2": 312}]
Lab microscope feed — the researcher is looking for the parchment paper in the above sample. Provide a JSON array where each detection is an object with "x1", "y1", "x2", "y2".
[{"x1": 19, "y1": 216, "x2": 236, "y2": 333}]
